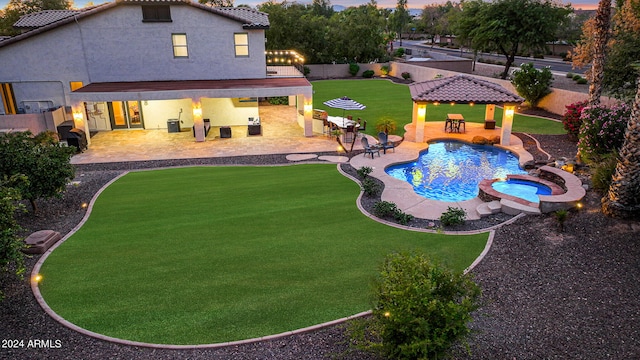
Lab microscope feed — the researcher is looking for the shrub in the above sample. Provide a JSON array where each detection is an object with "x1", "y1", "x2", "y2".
[
  {"x1": 566, "y1": 72, "x2": 574, "y2": 78},
  {"x1": 562, "y1": 100, "x2": 588, "y2": 141},
  {"x1": 303, "y1": 66, "x2": 310, "y2": 77},
  {"x1": 268, "y1": 96, "x2": 288, "y2": 105},
  {"x1": 591, "y1": 152, "x2": 619, "y2": 193},
  {"x1": 401, "y1": 72, "x2": 411, "y2": 80},
  {"x1": 361, "y1": 177, "x2": 381, "y2": 197},
  {"x1": 510, "y1": 63, "x2": 553, "y2": 108},
  {"x1": 380, "y1": 64, "x2": 390, "y2": 76},
  {"x1": 394, "y1": 48, "x2": 405, "y2": 57},
  {"x1": 371, "y1": 251, "x2": 481, "y2": 360},
  {"x1": 572, "y1": 74, "x2": 582, "y2": 81},
  {"x1": 362, "y1": 70, "x2": 375, "y2": 78},
  {"x1": 357, "y1": 166, "x2": 373, "y2": 179},
  {"x1": 577, "y1": 103, "x2": 631, "y2": 163},
  {"x1": 373, "y1": 200, "x2": 398, "y2": 218},
  {"x1": 440, "y1": 207, "x2": 466, "y2": 226},
  {"x1": 576, "y1": 78, "x2": 588, "y2": 85},
  {"x1": 348, "y1": 63, "x2": 360, "y2": 77},
  {"x1": 375, "y1": 117, "x2": 397, "y2": 135},
  {"x1": 0, "y1": 175, "x2": 28, "y2": 301},
  {"x1": 372, "y1": 200, "x2": 413, "y2": 225}
]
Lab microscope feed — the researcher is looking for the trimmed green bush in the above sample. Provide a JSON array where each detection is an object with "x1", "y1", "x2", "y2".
[
  {"x1": 362, "y1": 70, "x2": 375, "y2": 78},
  {"x1": 440, "y1": 207, "x2": 466, "y2": 227},
  {"x1": 357, "y1": 166, "x2": 373, "y2": 179},
  {"x1": 349, "y1": 63, "x2": 360, "y2": 77},
  {"x1": 371, "y1": 251, "x2": 481, "y2": 359},
  {"x1": 566, "y1": 72, "x2": 574, "y2": 78},
  {"x1": 572, "y1": 74, "x2": 582, "y2": 81},
  {"x1": 401, "y1": 72, "x2": 411, "y2": 80},
  {"x1": 361, "y1": 178, "x2": 381, "y2": 196},
  {"x1": 380, "y1": 65, "x2": 390, "y2": 76},
  {"x1": 576, "y1": 78, "x2": 588, "y2": 85}
]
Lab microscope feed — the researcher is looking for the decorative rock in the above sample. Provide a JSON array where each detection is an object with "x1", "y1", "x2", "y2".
[
  {"x1": 488, "y1": 135, "x2": 501, "y2": 144},
  {"x1": 23, "y1": 230, "x2": 61, "y2": 254},
  {"x1": 472, "y1": 136, "x2": 489, "y2": 145}
]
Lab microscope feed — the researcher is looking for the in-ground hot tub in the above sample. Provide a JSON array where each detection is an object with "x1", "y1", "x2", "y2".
[{"x1": 479, "y1": 174, "x2": 565, "y2": 207}]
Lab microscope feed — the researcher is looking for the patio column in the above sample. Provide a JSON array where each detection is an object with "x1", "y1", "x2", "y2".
[
  {"x1": 192, "y1": 98, "x2": 205, "y2": 142},
  {"x1": 500, "y1": 104, "x2": 516, "y2": 146},
  {"x1": 485, "y1": 104, "x2": 495, "y2": 121},
  {"x1": 413, "y1": 101, "x2": 427, "y2": 142},
  {"x1": 302, "y1": 92, "x2": 313, "y2": 137},
  {"x1": 71, "y1": 102, "x2": 91, "y2": 146}
]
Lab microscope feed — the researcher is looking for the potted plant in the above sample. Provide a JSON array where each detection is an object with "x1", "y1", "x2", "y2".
[{"x1": 375, "y1": 117, "x2": 397, "y2": 134}]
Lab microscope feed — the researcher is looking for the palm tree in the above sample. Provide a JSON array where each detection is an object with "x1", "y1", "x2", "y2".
[
  {"x1": 602, "y1": 73, "x2": 640, "y2": 218},
  {"x1": 587, "y1": 0, "x2": 612, "y2": 106}
]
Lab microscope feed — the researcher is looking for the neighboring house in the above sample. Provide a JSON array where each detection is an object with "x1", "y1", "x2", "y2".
[{"x1": 0, "y1": 0, "x2": 314, "y2": 145}]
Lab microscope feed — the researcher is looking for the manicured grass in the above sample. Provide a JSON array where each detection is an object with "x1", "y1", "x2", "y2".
[
  {"x1": 312, "y1": 79, "x2": 565, "y2": 135},
  {"x1": 39, "y1": 165, "x2": 488, "y2": 345}
]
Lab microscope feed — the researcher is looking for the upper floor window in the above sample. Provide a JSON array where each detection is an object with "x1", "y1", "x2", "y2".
[
  {"x1": 234, "y1": 33, "x2": 249, "y2": 57},
  {"x1": 172, "y1": 34, "x2": 188, "y2": 58},
  {"x1": 142, "y1": 5, "x2": 171, "y2": 22}
]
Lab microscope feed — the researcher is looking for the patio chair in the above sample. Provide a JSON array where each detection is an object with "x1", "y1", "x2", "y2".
[
  {"x1": 377, "y1": 132, "x2": 396, "y2": 154},
  {"x1": 361, "y1": 137, "x2": 381, "y2": 158},
  {"x1": 344, "y1": 124, "x2": 356, "y2": 143},
  {"x1": 356, "y1": 118, "x2": 366, "y2": 137}
]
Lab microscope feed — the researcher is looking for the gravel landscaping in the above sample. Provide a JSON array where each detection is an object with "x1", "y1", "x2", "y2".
[{"x1": 1, "y1": 132, "x2": 639, "y2": 359}]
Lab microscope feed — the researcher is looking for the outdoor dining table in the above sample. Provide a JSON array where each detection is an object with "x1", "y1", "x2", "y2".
[
  {"x1": 445, "y1": 113, "x2": 465, "y2": 133},
  {"x1": 328, "y1": 116, "x2": 359, "y2": 142}
]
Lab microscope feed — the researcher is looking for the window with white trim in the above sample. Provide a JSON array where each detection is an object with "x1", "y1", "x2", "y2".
[
  {"x1": 234, "y1": 33, "x2": 249, "y2": 57},
  {"x1": 172, "y1": 34, "x2": 188, "y2": 58}
]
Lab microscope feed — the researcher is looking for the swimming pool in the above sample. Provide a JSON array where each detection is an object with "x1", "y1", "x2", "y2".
[
  {"x1": 385, "y1": 141, "x2": 527, "y2": 202},
  {"x1": 491, "y1": 178, "x2": 552, "y2": 203}
]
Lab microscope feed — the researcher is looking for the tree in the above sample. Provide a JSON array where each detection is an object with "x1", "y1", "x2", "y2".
[
  {"x1": 603, "y1": 0, "x2": 640, "y2": 102},
  {"x1": 0, "y1": 0, "x2": 70, "y2": 36},
  {"x1": 455, "y1": 0, "x2": 571, "y2": 79},
  {"x1": 0, "y1": 131, "x2": 76, "y2": 213},
  {"x1": 511, "y1": 63, "x2": 553, "y2": 108},
  {"x1": 587, "y1": 0, "x2": 613, "y2": 105},
  {"x1": 198, "y1": 0, "x2": 234, "y2": 7},
  {"x1": 0, "y1": 175, "x2": 27, "y2": 301},
  {"x1": 602, "y1": 67, "x2": 640, "y2": 218},
  {"x1": 390, "y1": 0, "x2": 410, "y2": 46},
  {"x1": 420, "y1": 2, "x2": 456, "y2": 46}
]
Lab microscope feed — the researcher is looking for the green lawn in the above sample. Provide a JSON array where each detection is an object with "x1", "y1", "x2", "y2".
[
  {"x1": 39, "y1": 165, "x2": 488, "y2": 345},
  {"x1": 312, "y1": 79, "x2": 566, "y2": 135}
]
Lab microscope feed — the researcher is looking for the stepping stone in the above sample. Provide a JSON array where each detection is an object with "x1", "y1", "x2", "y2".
[
  {"x1": 23, "y1": 230, "x2": 61, "y2": 254},
  {"x1": 476, "y1": 201, "x2": 502, "y2": 217},
  {"x1": 286, "y1": 154, "x2": 318, "y2": 161},
  {"x1": 318, "y1": 155, "x2": 349, "y2": 163}
]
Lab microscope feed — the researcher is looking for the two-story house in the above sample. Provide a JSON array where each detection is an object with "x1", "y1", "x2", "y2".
[{"x1": 0, "y1": 0, "x2": 314, "y2": 146}]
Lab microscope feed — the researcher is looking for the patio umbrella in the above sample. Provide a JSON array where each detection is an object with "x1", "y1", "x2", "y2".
[{"x1": 323, "y1": 96, "x2": 366, "y2": 118}]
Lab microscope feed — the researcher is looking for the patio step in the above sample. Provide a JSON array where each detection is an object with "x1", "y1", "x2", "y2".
[
  {"x1": 476, "y1": 200, "x2": 502, "y2": 217},
  {"x1": 500, "y1": 199, "x2": 541, "y2": 215}
]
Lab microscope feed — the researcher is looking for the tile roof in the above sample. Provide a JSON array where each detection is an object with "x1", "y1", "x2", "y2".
[
  {"x1": 409, "y1": 74, "x2": 524, "y2": 104},
  {"x1": 72, "y1": 77, "x2": 311, "y2": 93},
  {"x1": 13, "y1": 10, "x2": 83, "y2": 29}
]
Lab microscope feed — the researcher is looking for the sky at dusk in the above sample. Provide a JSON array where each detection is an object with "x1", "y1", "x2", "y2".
[{"x1": 0, "y1": 0, "x2": 601, "y2": 12}]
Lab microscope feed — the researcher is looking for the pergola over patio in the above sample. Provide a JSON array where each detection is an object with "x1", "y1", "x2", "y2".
[{"x1": 407, "y1": 74, "x2": 524, "y2": 146}]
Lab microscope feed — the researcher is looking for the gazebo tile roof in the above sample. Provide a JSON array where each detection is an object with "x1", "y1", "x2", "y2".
[{"x1": 409, "y1": 74, "x2": 524, "y2": 104}]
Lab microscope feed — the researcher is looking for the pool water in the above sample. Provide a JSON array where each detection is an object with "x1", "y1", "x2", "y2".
[
  {"x1": 385, "y1": 141, "x2": 526, "y2": 202},
  {"x1": 492, "y1": 179, "x2": 552, "y2": 203}
]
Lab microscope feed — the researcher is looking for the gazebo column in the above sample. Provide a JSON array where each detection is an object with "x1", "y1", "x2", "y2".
[
  {"x1": 192, "y1": 98, "x2": 205, "y2": 142},
  {"x1": 485, "y1": 104, "x2": 495, "y2": 122},
  {"x1": 500, "y1": 104, "x2": 516, "y2": 146},
  {"x1": 413, "y1": 101, "x2": 427, "y2": 142},
  {"x1": 302, "y1": 92, "x2": 313, "y2": 137}
]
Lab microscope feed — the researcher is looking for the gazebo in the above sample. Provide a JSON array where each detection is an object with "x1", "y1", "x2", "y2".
[{"x1": 407, "y1": 74, "x2": 524, "y2": 146}]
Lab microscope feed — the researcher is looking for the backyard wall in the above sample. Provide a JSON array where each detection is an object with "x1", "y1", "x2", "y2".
[{"x1": 0, "y1": 106, "x2": 67, "y2": 134}]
